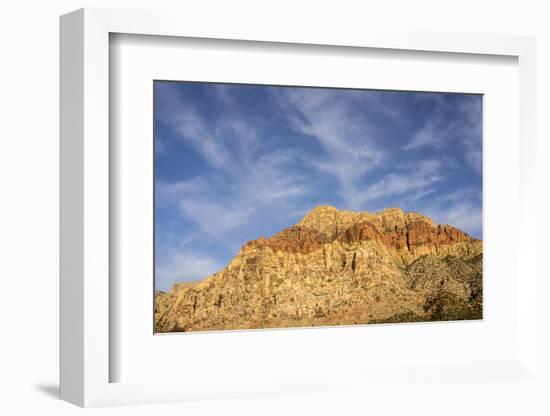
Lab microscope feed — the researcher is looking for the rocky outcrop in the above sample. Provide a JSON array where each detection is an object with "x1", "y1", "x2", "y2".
[{"x1": 155, "y1": 206, "x2": 482, "y2": 333}]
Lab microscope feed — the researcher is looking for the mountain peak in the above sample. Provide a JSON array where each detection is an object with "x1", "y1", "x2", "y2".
[
  {"x1": 298, "y1": 205, "x2": 433, "y2": 235},
  {"x1": 241, "y1": 205, "x2": 476, "y2": 258},
  {"x1": 306, "y1": 205, "x2": 340, "y2": 214},
  {"x1": 300, "y1": 205, "x2": 345, "y2": 221}
]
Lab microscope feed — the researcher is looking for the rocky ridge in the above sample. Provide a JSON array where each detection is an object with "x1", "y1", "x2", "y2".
[{"x1": 155, "y1": 206, "x2": 482, "y2": 332}]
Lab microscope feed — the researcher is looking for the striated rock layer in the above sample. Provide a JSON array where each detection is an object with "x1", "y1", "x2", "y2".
[{"x1": 155, "y1": 206, "x2": 483, "y2": 333}]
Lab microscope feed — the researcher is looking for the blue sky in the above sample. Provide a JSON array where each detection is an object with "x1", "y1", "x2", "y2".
[{"x1": 154, "y1": 81, "x2": 482, "y2": 290}]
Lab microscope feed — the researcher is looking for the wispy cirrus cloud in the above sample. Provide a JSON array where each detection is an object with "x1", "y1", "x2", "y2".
[
  {"x1": 403, "y1": 119, "x2": 458, "y2": 150},
  {"x1": 157, "y1": 148, "x2": 310, "y2": 235},
  {"x1": 422, "y1": 187, "x2": 483, "y2": 237},
  {"x1": 437, "y1": 202, "x2": 482, "y2": 237},
  {"x1": 402, "y1": 94, "x2": 482, "y2": 172},
  {"x1": 272, "y1": 88, "x2": 387, "y2": 209},
  {"x1": 363, "y1": 159, "x2": 442, "y2": 202},
  {"x1": 156, "y1": 84, "x2": 243, "y2": 169}
]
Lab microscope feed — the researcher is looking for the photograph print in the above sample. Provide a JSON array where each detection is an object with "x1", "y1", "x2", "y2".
[{"x1": 154, "y1": 81, "x2": 483, "y2": 333}]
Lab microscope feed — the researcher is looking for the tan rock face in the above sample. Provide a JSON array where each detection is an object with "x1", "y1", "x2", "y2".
[{"x1": 155, "y1": 206, "x2": 482, "y2": 333}]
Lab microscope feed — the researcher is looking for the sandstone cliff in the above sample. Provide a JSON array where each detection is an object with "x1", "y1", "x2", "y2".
[{"x1": 155, "y1": 206, "x2": 482, "y2": 332}]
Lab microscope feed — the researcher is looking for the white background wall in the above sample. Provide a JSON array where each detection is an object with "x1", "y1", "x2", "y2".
[{"x1": 0, "y1": 1, "x2": 548, "y2": 415}]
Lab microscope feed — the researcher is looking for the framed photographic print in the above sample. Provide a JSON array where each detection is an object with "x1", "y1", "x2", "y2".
[{"x1": 60, "y1": 7, "x2": 540, "y2": 409}]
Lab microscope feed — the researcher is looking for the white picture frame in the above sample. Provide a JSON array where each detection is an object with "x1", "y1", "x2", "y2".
[{"x1": 60, "y1": 7, "x2": 539, "y2": 408}]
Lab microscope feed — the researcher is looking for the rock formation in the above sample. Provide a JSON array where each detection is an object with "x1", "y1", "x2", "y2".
[{"x1": 155, "y1": 206, "x2": 482, "y2": 333}]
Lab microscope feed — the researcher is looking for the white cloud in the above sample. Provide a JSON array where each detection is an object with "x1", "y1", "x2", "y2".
[
  {"x1": 176, "y1": 110, "x2": 230, "y2": 168},
  {"x1": 427, "y1": 201, "x2": 482, "y2": 238},
  {"x1": 440, "y1": 187, "x2": 482, "y2": 204},
  {"x1": 402, "y1": 95, "x2": 482, "y2": 172},
  {"x1": 273, "y1": 88, "x2": 385, "y2": 209},
  {"x1": 363, "y1": 159, "x2": 442, "y2": 202},
  {"x1": 179, "y1": 199, "x2": 256, "y2": 234},
  {"x1": 422, "y1": 187, "x2": 482, "y2": 237},
  {"x1": 155, "y1": 85, "x2": 233, "y2": 168},
  {"x1": 400, "y1": 188, "x2": 437, "y2": 205},
  {"x1": 402, "y1": 120, "x2": 457, "y2": 150},
  {"x1": 157, "y1": 146, "x2": 310, "y2": 237},
  {"x1": 156, "y1": 252, "x2": 224, "y2": 289},
  {"x1": 156, "y1": 177, "x2": 207, "y2": 204}
]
